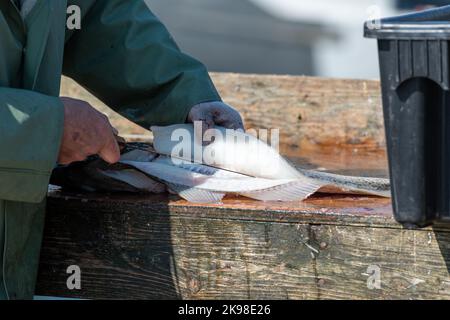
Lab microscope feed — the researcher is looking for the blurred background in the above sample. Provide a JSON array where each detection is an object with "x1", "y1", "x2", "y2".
[
  {"x1": 61, "y1": 0, "x2": 450, "y2": 137},
  {"x1": 145, "y1": 0, "x2": 449, "y2": 79}
]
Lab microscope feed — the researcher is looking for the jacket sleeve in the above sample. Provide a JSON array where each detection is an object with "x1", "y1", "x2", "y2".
[
  {"x1": 0, "y1": 87, "x2": 64, "y2": 203},
  {"x1": 63, "y1": 0, "x2": 221, "y2": 128}
]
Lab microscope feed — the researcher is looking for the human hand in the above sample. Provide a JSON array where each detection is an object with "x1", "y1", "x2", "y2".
[
  {"x1": 187, "y1": 101, "x2": 244, "y2": 131},
  {"x1": 58, "y1": 97, "x2": 120, "y2": 165}
]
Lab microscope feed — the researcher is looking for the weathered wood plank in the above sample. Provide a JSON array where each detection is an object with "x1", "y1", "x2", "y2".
[
  {"x1": 36, "y1": 193, "x2": 450, "y2": 300},
  {"x1": 312, "y1": 225, "x2": 450, "y2": 299},
  {"x1": 211, "y1": 73, "x2": 385, "y2": 156},
  {"x1": 46, "y1": 192, "x2": 395, "y2": 228}
]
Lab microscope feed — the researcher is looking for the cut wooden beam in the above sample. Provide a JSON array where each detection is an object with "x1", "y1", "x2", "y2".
[{"x1": 36, "y1": 193, "x2": 450, "y2": 300}]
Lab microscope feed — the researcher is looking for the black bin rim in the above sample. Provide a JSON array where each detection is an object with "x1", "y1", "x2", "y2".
[{"x1": 364, "y1": 5, "x2": 450, "y2": 39}]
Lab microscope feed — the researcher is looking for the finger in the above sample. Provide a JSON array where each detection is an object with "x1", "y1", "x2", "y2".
[
  {"x1": 191, "y1": 114, "x2": 214, "y2": 138},
  {"x1": 210, "y1": 103, "x2": 245, "y2": 131},
  {"x1": 214, "y1": 113, "x2": 245, "y2": 131},
  {"x1": 115, "y1": 135, "x2": 127, "y2": 150},
  {"x1": 220, "y1": 118, "x2": 245, "y2": 131},
  {"x1": 57, "y1": 156, "x2": 71, "y2": 165},
  {"x1": 99, "y1": 133, "x2": 121, "y2": 164},
  {"x1": 202, "y1": 116, "x2": 215, "y2": 132}
]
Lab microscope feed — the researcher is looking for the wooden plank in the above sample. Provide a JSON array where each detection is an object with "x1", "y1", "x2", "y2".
[
  {"x1": 36, "y1": 192, "x2": 450, "y2": 300},
  {"x1": 211, "y1": 73, "x2": 385, "y2": 156},
  {"x1": 312, "y1": 225, "x2": 450, "y2": 300}
]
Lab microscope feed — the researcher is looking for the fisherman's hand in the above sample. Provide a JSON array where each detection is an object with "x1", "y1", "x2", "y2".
[
  {"x1": 187, "y1": 101, "x2": 244, "y2": 131},
  {"x1": 58, "y1": 97, "x2": 121, "y2": 165}
]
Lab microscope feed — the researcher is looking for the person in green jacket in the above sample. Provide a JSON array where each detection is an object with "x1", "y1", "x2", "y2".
[{"x1": 0, "y1": 0, "x2": 243, "y2": 300}]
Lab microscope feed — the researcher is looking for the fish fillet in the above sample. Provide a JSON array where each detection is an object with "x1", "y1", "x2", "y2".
[
  {"x1": 149, "y1": 124, "x2": 390, "y2": 199},
  {"x1": 121, "y1": 157, "x2": 323, "y2": 203},
  {"x1": 151, "y1": 124, "x2": 301, "y2": 179}
]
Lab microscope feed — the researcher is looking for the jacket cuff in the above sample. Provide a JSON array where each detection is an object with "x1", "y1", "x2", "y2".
[{"x1": 153, "y1": 70, "x2": 222, "y2": 126}]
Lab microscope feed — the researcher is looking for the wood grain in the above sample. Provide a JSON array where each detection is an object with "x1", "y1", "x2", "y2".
[
  {"x1": 35, "y1": 192, "x2": 450, "y2": 300},
  {"x1": 213, "y1": 73, "x2": 388, "y2": 175},
  {"x1": 211, "y1": 73, "x2": 385, "y2": 157}
]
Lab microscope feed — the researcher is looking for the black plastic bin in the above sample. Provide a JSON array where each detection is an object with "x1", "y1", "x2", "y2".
[{"x1": 365, "y1": 5, "x2": 450, "y2": 228}]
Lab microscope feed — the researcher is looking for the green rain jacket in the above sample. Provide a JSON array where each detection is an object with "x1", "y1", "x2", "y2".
[{"x1": 0, "y1": 0, "x2": 220, "y2": 299}]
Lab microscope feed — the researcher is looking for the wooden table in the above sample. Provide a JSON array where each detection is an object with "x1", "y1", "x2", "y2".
[{"x1": 35, "y1": 73, "x2": 450, "y2": 299}]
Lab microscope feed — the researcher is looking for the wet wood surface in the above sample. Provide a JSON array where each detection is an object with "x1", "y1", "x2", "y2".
[{"x1": 36, "y1": 74, "x2": 450, "y2": 300}]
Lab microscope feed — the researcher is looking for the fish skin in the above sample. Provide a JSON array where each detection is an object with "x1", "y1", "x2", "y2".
[
  {"x1": 101, "y1": 169, "x2": 166, "y2": 193},
  {"x1": 49, "y1": 143, "x2": 164, "y2": 194},
  {"x1": 50, "y1": 160, "x2": 140, "y2": 193},
  {"x1": 297, "y1": 168, "x2": 391, "y2": 197}
]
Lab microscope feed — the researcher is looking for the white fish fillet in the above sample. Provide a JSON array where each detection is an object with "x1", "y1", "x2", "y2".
[
  {"x1": 120, "y1": 157, "x2": 323, "y2": 203},
  {"x1": 148, "y1": 124, "x2": 390, "y2": 200},
  {"x1": 121, "y1": 161, "x2": 317, "y2": 193},
  {"x1": 151, "y1": 124, "x2": 301, "y2": 179},
  {"x1": 165, "y1": 183, "x2": 226, "y2": 203},
  {"x1": 152, "y1": 156, "x2": 323, "y2": 201}
]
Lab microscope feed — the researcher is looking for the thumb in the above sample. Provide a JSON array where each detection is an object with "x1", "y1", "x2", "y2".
[{"x1": 99, "y1": 133, "x2": 121, "y2": 164}]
